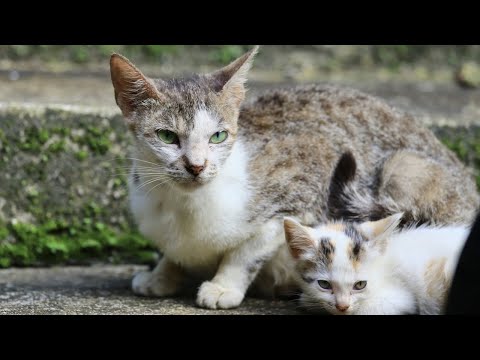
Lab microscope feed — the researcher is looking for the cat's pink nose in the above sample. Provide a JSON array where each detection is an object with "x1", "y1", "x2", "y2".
[
  {"x1": 186, "y1": 164, "x2": 205, "y2": 176},
  {"x1": 336, "y1": 304, "x2": 349, "y2": 312}
]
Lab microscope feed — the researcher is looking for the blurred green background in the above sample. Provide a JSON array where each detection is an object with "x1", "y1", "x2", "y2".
[
  {"x1": 2, "y1": 45, "x2": 480, "y2": 68},
  {"x1": 1, "y1": 45, "x2": 479, "y2": 269}
]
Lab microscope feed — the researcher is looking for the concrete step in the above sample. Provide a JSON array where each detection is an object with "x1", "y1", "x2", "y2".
[{"x1": 0, "y1": 264, "x2": 298, "y2": 314}]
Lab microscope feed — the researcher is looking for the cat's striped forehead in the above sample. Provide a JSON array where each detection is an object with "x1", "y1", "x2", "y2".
[{"x1": 312, "y1": 222, "x2": 368, "y2": 268}]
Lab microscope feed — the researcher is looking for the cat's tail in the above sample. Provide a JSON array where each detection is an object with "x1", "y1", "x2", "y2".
[{"x1": 327, "y1": 151, "x2": 402, "y2": 223}]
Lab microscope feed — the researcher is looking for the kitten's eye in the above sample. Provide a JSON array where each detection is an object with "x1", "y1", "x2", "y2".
[
  {"x1": 353, "y1": 281, "x2": 367, "y2": 290},
  {"x1": 209, "y1": 131, "x2": 228, "y2": 144},
  {"x1": 157, "y1": 130, "x2": 179, "y2": 144},
  {"x1": 318, "y1": 280, "x2": 332, "y2": 290}
]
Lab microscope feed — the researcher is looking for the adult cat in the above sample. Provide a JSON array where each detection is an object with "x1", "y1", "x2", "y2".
[{"x1": 109, "y1": 46, "x2": 479, "y2": 309}]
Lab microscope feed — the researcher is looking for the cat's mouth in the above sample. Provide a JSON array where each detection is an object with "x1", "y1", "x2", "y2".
[{"x1": 174, "y1": 175, "x2": 210, "y2": 190}]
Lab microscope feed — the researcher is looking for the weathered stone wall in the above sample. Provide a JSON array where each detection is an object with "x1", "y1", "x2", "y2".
[{"x1": 0, "y1": 105, "x2": 478, "y2": 268}]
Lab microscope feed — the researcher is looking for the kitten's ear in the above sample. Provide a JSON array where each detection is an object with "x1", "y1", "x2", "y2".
[
  {"x1": 358, "y1": 213, "x2": 403, "y2": 249},
  {"x1": 208, "y1": 46, "x2": 259, "y2": 107},
  {"x1": 110, "y1": 53, "x2": 163, "y2": 119},
  {"x1": 284, "y1": 217, "x2": 315, "y2": 259}
]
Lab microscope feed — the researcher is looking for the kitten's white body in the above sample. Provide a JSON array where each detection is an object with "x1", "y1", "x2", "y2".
[
  {"x1": 283, "y1": 215, "x2": 470, "y2": 315},
  {"x1": 382, "y1": 226, "x2": 468, "y2": 314}
]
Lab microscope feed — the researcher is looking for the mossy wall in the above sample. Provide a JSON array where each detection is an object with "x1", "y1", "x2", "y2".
[
  {"x1": 0, "y1": 106, "x2": 479, "y2": 268},
  {"x1": 0, "y1": 106, "x2": 157, "y2": 268}
]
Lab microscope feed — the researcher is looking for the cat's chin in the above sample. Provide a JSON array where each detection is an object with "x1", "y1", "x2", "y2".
[{"x1": 174, "y1": 178, "x2": 211, "y2": 192}]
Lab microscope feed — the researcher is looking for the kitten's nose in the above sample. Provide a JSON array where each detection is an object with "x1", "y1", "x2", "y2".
[
  {"x1": 335, "y1": 304, "x2": 349, "y2": 312},
  {"x1": 185, "y1": 163, "x2": 205, "y2": 176}
]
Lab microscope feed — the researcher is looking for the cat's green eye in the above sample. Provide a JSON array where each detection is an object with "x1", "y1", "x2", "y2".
[
  {"x1": 318, "y1": 280, "x2": 332, "y2": 290},
  {"x1": 353, "y1": 281, "x2": 367, "y2": 290},
  {"x1": 157, "y1": 130, "x2": 179, "y2": 144},
  {"x1": 209, "y1": 131, "x2": 228, "y2": 144}
]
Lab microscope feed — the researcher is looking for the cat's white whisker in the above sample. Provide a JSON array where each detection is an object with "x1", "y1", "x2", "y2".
[
  {"x1": 135, "y1": 176, "x2": 172, "y2": 191},
  {"x1": 144, "y1": 178, "x2": 171, "y2": 198},
  {"x1": 125, "y1": 158, "x2": 164, "y2": 167}
]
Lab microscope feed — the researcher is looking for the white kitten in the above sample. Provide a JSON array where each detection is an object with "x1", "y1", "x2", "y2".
[{"x1": 282, "y1": 213, "x2": 470, "y2": 315}]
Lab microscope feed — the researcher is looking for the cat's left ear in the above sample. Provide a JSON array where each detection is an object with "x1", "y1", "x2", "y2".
[
  {"x1": 358, "y1": 213, "x2": 403, "y2": 250},
  {"x1": 284, "y1": 217, "x2": 316, "y2": 259},
  {"x1": 208, "y1": 46, "x2": 259, "y2": 107}
]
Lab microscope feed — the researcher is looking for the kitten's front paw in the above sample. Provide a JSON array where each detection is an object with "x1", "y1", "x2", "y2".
[
  {"x1": 132, "y1": 270, "x2": 178, "y2": 297},
  {"x1": 196, "y1": 281, "x2": 244, "y2": 309}
]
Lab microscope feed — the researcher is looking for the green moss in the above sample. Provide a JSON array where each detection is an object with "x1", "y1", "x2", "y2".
[
  {"x1": 0, "y1": 129, "x2": 6, "y2": 142},
  {"x1": 47, "y1": 139, "x2": 66, "y2": 153},
  {"x1": 438, "y1": 126, "x2": 480, "y2": 190},
  {"x1": 75, "y1": 150, "x2": 88, "y2": 161},
  {"x1": 0, "y1": 218, "x2": 155, "y2": 268},
  {"x1": 74, "y1": 126, "x2": 112, "y2": 155},
  {"x1": 18, "y1": 127, "x2": 50, "y2": 152},
  {"x1": 51, "y1": 126, "x2": 71, "y2": 137},
  {"x1": 0, "y1": 225, "x2": 8, "y2": 240}
]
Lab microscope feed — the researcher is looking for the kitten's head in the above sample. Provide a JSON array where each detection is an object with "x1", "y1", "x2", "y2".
[
  {"x1": 284, "y1": 213, "x2": 403, "y2": 315},
  {"x1": 110, "y1": 46, "x2": 259, "y2": 191}
]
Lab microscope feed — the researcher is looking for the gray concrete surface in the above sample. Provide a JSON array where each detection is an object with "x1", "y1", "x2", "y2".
[{"x1": 0, "y1": 265, "x2": 301, "y2": 315}]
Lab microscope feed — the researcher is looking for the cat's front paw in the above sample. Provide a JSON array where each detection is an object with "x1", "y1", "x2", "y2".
[
  {"x1": 132, "y1": 270, "x2": 179, "y2": 297},
  {"x1": 196, "y1": 281, "x2": 244, "y2": 309}
]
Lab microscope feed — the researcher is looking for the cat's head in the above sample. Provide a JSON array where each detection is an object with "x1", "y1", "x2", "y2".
[
  {"x1": 283, "y1": 213, "x2": 403, "y2": 315},
  {"x1": 110, "y1": 46, "x2": 259, "y2": 191}
]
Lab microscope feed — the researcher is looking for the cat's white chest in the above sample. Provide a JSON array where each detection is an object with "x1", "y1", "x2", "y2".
[
  {"x1": 129, "y1": 143, "x2": 253, "y2": 273},
  {"x1": 135, "y1": 187, "x2": 251, "y2": 271}
]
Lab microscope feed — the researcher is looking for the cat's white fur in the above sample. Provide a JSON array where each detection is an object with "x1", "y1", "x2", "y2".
[
  {"x1": 131, "y1": 139, "x2": 252, "y2": 269},
  {"x1": 130, "y1": 109, "x2": 285, "y2": 308},
  {"x1": 283, "y1": 214, "x2": 470, "y2": 315}
]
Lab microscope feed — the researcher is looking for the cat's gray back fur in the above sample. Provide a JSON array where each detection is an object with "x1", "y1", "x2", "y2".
[{"x1": 239, "y1": 84, "x2": 479, "y2": 225}]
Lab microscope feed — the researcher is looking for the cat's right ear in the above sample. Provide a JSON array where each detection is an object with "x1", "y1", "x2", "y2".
[
  {"x1": 208, "y1": 46, "x2": 259, "y2": 108},
  {"x1": 110, "y1": 53, "x2": 163, "y2": 120},
  {"x1": 284, "y1": 217, "x2": 315, "y2": 259},
  {"x1": 358, "y1": 213, "x2": 403, "y2": 251}
]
